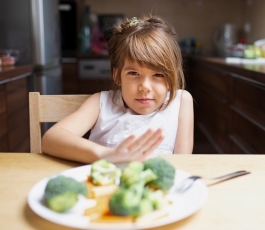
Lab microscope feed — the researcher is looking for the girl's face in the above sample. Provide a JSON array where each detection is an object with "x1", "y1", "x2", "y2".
[{"x1": 114, "y1": 59, "x2": 168, "y2": 115}]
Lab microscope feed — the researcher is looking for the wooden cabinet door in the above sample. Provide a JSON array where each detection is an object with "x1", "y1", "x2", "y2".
[
  {"x1": 191, "y1": 64, "x2": 232, "y2": 154},
  {"x1": 230, "y1": 78, "x2": 265, "y2": 154},
  {"x1": 5, "y1": 77, "x2": 30, "y2": 152},
  {"x1": 0, "y1": 84, "x2": 8, "y2": 152}
]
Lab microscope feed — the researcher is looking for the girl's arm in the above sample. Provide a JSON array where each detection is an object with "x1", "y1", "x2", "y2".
[
  {"x1": 42, "y1": 93, "x2": 107, "y2": 163},
  {"x1": 42, "y1": 93, "x2": 164, "y2": 163},
  {"x1": 174, "y1": 90, "x2": 194, "y2": 154}
]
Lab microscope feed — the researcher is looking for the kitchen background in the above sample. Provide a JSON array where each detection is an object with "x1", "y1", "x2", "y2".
[
  {"x1": 1, "y1": 0, "x2": 265, "y2": 60},
  {"x1": 58, "y1": 0, "x2": 265, "y2": 60},
  {"x1": 84, "y1": 0, "x2": 264, "y2": 54},
  {"x1": 0, "y1": 0, "x2": 265, "y2": 153}
]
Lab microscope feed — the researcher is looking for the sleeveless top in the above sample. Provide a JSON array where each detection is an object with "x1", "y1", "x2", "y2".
[{"x1": 89, "y1": 90, "x2": 182, "y2": 154}]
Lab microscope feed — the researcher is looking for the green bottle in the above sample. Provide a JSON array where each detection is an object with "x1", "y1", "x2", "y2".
[{"x1": 79, "y1": 6, "x2": 91, "y2": 54}]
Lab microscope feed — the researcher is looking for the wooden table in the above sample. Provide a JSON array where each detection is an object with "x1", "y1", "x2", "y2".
[{"x1": 1, "y1": 153, "x2": 265, "y2": 230}]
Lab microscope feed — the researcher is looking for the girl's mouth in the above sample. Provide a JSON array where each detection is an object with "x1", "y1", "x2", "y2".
[{"x1": 136, "y1": 98, "x2": 153, "y2": 104}]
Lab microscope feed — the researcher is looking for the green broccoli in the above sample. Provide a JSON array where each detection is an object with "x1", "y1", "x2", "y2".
[
  {"x1": 130, "y1": 197, "x2": 154, "y2": 217},
  {"x1": 143, "y1": 188, "x2": 166, "y2": 210},
  {"x1": 76, "y1": 182, "x2": 89, "y2": 196},
  {"x1": 120, "y1": 161, "x2": 144, "y2": 185},
  {"x1": 44, "y1": 175, "x2": 88, "y2": 212},
  {"x1": 144, "y1": 157, "x2": 176, "y2": 191},
  {"x1": 120, "y1": 161, "x2": 157, "y2": 187},
  {"x1": 91, "y1": 159, "x2": 121, "y2": 185},
  {"x1": 109, "y1": 159, "x2": 175, "y2": 218},
  {"x1": 109, "y1": 161, "x2": 159, "y2": 217},
  {"x1": 109, "y1": 181, "x2": 153, "y2": 217}
]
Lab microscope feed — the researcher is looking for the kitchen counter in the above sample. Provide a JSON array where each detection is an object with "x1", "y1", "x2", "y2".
[
  {"x1": 0, "y1": 64, "x2": 32, "y2": 152},
  {"x1": 0, "y1": 64, "x2": 32, "y2": 83},
  {"x1": 187, "y1": 55, "x2": 265, "y2": 85}
]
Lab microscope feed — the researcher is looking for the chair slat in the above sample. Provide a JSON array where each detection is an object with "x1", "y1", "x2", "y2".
[
  {"x1": 39, "y1": 95, "x2": 89, "y2": 122},
  {"x1": 29, "y1": 93, "x2": 90, "y2": 153},
  {"x1": 29, "y1": 92, "x2": 42, "y2": 153}
]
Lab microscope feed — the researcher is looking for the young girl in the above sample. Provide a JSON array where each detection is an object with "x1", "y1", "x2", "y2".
[{"x1": 42, "y1": 15, "x2": 194, "y2": 164}]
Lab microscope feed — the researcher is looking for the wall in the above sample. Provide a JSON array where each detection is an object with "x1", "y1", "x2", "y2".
[
  {"x1": 242, "y1": 0, "x2": 265, "y2": 44},
  {"x1": 0, "y1": 0, "x2": 32, "y2": 64},
  {"x1": 84, "y1": 0, "x2": 243, "y2": 54}
]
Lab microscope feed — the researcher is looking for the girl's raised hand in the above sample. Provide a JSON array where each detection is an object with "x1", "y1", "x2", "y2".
[{"x1": 104, "y1": 128, "x2": 164, "y2": 163}]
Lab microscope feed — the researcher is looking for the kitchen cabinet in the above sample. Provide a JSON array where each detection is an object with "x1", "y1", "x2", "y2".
[
  {"x1": 187, "y1": 56, "x2": 265, "y2": 154},
  {"x1": 62, "y1": 59, "x2": 79, "y2": 94},
  {"x1": 62, "y1": 57, "x2": 114, "y2": 95},
  {"x1": 78, "y1": 58, "x2": 113, "y2": 94},
  {"x1": 0, "y1": 65, "x2": 32, "y2": 152},
  {"x1": 231, "y1": 75, "x2": 265, "y2": 153}
]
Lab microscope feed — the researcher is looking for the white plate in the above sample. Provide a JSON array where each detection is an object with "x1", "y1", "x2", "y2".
[{"x1": 28, "y1": 165, "x2": 208, "y2": 229}]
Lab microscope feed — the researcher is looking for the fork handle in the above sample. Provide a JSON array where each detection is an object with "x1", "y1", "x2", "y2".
[{"x1": 213, "y1": 170, "x2": 250, "y2": 180}]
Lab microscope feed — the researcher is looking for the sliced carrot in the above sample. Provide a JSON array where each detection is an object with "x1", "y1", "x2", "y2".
[{"x1": 90, "y1": 212, "x2": 134, "y2": 223}]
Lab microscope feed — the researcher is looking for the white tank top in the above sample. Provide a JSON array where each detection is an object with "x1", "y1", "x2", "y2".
[{"x1": 89, "y1": 90, "x2": 182, "y2": 154}]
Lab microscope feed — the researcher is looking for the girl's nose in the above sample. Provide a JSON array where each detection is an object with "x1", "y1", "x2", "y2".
[{"x1": 139, "y1": 78, "x2": 151, "y2": 92}]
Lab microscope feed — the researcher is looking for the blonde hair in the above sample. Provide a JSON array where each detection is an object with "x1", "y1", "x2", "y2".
[{"x1": 108, "y1": 15, "x2": 185, "y2": 109}]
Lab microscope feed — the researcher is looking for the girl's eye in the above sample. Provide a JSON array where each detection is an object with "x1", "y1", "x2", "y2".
[
  {"x1": 154, "y1": 73, "x2": 164, "y2": 77},
  {"x1": 128, "y1": 71, "x2": 138, "y2": 75}
]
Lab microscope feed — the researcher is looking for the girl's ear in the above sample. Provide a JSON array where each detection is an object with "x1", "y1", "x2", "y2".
[{"x1": 113, "y1": 68, "x2": 121, "y2": 86}]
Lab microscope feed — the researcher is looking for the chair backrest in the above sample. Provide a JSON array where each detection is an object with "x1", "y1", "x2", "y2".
[{"x1": 29, "y1": 92, "x2": 90, "y2": 153}]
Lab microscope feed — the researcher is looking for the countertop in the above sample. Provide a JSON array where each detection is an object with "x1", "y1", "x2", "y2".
[
  {"x1": 186, "y1": 55, "x2": 265, "y2": 84},
  {"x1": 0, "y1": 64, "x2": 33, "y2": 82}
]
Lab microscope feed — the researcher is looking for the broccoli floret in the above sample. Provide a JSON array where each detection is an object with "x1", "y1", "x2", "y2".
[
  {"x1": 109, "y1": 161, "x2": 158, "y2": 217},
  {"x1": 91, "y1": 159, "x2": 121, "y2": 185},
  {"x1": 109, "y1": 184, "x2": 156, "y2": 218},
  {"x1": 120, "y1": 161, "x2": 144, "y2": 185},
  {"x1": 76, "y1": 182, "x2": 89, "y2": 197},
  {"x1": 109, "y1": 159, "x2": 174, "y2": 217},
  {"x1": 46, "y1": 193, "x2": 78, "y2": 213},
  {"x1": 109, "y1": 181, "x2": 145, "y2": 216},
  {"x1": 140, "y1": 169, "x2": 158, "y2": 185},
  {"x1": 44, "y1": 175, "x2": 88, "y2": 212},
  {"x1": 144, "y1": 157, "x2": 176, "y2": 191},
  {"x1": 143, "y1": 188, "x2": 166, "y2": 210},
  {"x1": 120, "y1": 161, "x2": 157, "y2": 187},
  {"x1": 131, "y1": 198, "x2": 154, "y2": 218}
]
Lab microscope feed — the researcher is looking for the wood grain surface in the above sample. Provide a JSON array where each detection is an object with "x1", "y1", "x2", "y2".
[{"x1": 0, "y1": 153, "x2": 264, "y2": 230}]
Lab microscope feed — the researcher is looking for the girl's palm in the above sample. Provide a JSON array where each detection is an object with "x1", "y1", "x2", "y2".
[{"x1": 106, "y1": 128, "x2": 164, "y2": 163}]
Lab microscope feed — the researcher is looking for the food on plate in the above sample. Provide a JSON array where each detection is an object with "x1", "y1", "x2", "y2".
[
  {"x1": 120, "y1": 161, "x2": 157, "y2": 186},
  {"x1": 86, "y1": 176, "x2": 118, "y2": 198},
  {"x1": 109, "y1": 185, "x2": 164, "y2": 218},
  {"x1": 91, "y1": 159, "x2": 121, "y2": 185},
  {"x1": 44, "y1": 175, "x2": 88, "y2": 212},
  {"x1": 144, "y1": 157, "x2": 176, "y2": 191},
  {"x1": 108, "y1": 159, "x2": 173, "y2": 218},
  {"x1": 43, "y1": 157, "x2": 176, "y2": 222},
  {"x1": 109, "y1": 181, "x2": 152, "y2": 217},
  {"x1": 84, "y1": 194, "x2": 112, "y2": 218}
]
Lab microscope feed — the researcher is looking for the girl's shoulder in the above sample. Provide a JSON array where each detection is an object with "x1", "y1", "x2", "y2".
[
  {"x1": 99, "y1": 90, "x2": 113, "y2": 102},
  {"x1": 171, "y1": 89, "x2": 192, "y2": 105},
  {"x1": 166, "y1": 90, "x2": 192, "y2": 111},
  {"x1": 178, "y1": 90, "x2": 193, "y2": 116},
  {"x1": 79, "y1": 92, "x2": 101, "y2": 110},
  {"x1": 86, "y1": 91, "x2": 111, "y2": 101},
  {"x1": 179, "y1": 90, "x2": 193, "y2": 102}
]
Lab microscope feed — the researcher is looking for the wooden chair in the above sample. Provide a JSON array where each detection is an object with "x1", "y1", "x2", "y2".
[{"x1": 29, "y1": 92, "x2": 90, "y2": 153}]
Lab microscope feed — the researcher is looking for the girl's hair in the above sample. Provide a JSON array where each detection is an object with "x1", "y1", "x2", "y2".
[{"x1": 108, "y1": 15, "x2": 185, "y2": 110}]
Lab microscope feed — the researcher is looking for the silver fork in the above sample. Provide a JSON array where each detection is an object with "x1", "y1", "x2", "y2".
[{"x1": 175, "y1": 170, "x2": 250, "y2": 193}]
